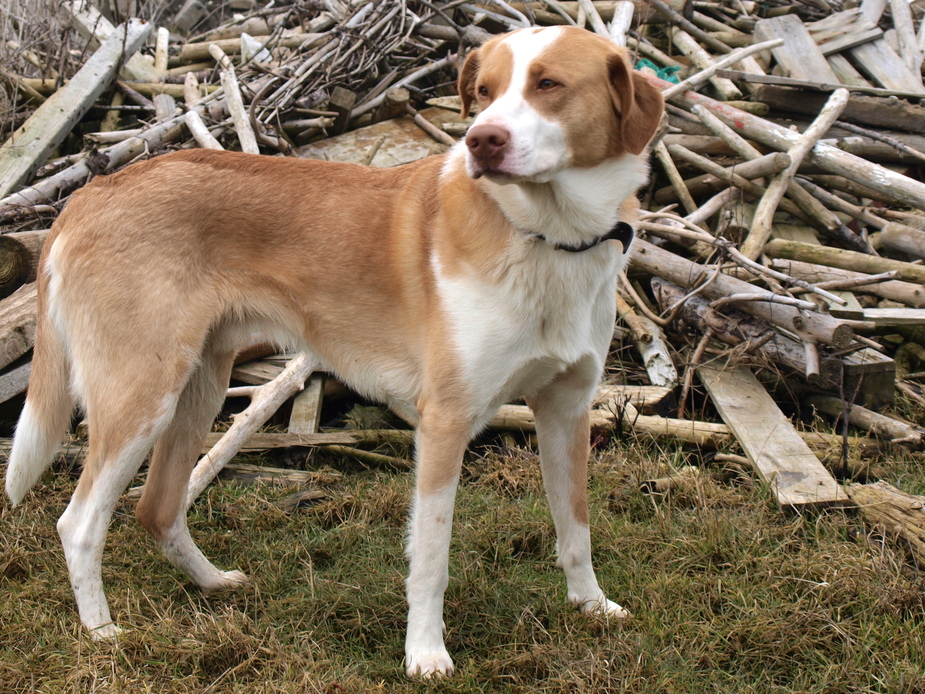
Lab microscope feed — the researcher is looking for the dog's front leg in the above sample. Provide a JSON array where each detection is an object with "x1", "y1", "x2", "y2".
[
  {"x1": 527, "y1": 364, "x2": 630, "y2": 619},
  {"x1": 404, "y1": 407, "x2": 470, "y2": 678}
]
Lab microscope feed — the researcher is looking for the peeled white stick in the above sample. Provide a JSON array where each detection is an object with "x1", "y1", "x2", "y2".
[
  {"x1": 209, "y1": 43, "x2": 259, "y2": 154},
  {"x1": 186, "y1": 352, "x2": 318, "y2": 508},
  {"x1": 740, "y1": 88, "x2": 849, "y2": 260}
]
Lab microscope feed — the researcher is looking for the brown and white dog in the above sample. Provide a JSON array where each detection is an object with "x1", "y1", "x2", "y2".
[{"x1": 5, "y1": 26, "x2": 662, "y2": 677}]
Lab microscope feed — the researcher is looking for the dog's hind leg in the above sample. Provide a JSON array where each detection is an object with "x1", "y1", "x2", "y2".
[
  {"x1": 527, "y1": 360, "x2": 629, "y2": 620},
  {"x1": 57, "y1": 385, "x2": 181, "y2": 639},
  {"x1": 135, "y1": 345, "x2": 246, "y2": 590}
]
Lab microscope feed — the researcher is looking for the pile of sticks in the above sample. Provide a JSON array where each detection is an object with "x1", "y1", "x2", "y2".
[{"x1": 3, "y1": 0, "x2": 925, "y2": 548}]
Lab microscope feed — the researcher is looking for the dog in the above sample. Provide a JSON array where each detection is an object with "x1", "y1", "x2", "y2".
[{"x1": 4, "y1": 26, "x2": 663, "y2": 677}]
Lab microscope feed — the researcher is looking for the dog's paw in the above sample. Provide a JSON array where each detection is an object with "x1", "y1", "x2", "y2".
[
  {"x1": 405, "y1": 648, "x2": 455, "y2": 679},
  {"x1": 90, "y1": 622, "x2": 123, "y2": 641},
  {"x1": 573, "y1": 595, "x2": 631, "y2": 619},
  {"x1": 200, "y1": 569, "x2": 249, "y2": 592}
]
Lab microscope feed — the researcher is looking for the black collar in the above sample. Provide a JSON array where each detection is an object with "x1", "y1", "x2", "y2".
[{"x1": 534, "y1": 221, "x2": 635, "y2": 253}]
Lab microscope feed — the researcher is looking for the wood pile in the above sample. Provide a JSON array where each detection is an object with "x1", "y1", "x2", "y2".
[{"x1": 3, "y1": 0, "x2": 925, "y2": 538}]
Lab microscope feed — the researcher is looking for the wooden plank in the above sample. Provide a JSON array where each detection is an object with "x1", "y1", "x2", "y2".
[
  {"x1": 288, "y1": 374, "x2": 325, "y2": 434},
  {"x1": 296, "y1": 107, "x2": 463, "y2": 167},
  {"x1": 847, "y1": 40, "x2": 925, "y2": 93},
  {"x1": 203, "y1": 431, "x2": 357, "y2": 452},
  {"x1": 0, "y1": 20, "x2": 150, "y2": 198},
  {"x1": 66, "y1": 0, "x2": 163, "y2": 82},
  {"x1": 843, "y1": 308, "x2": 925, "y2": 325},
  {"x1": 754, "y1": 14, "x2": 840, "y2": 83},
  {"x1": 717, "y1": 69, "x2": 925, "y2": 99},
  {"x1": 826, "y1": 54, "x2": 871, "y2": 87},
  {"x1": 697, "y1": 361, "x2": 845, "y2": 509},
  {"x1": 818, "y1": 27, "x2": 883, "y2": 56}
]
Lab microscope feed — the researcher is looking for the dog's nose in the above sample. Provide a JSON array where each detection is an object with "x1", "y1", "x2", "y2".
[{"x1": 465, "y1": 124, "x2": 510, "y2": 167}]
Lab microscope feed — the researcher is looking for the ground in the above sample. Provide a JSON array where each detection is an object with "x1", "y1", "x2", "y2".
[{"x1": 2, "y1": 436, "x2": 925, "y2": 693}]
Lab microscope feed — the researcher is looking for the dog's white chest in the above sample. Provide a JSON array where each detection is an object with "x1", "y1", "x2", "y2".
[{"x1": 433, "y1": 245, "x2": 619, "y2": 418}]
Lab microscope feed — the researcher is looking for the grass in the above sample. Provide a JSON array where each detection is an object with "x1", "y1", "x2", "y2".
[{"x1": 2, "y1": 435, "x2": 925, "y2": 693}]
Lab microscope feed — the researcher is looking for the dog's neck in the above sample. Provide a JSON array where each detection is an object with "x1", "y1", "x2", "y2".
[{"x1": 480, "y1": 154, "x2": 648, "y2": 249}]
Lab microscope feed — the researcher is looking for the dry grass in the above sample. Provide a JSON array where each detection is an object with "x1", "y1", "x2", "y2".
[{"x1": 3, "y1": 436, "x2": 925, "y2": 693}]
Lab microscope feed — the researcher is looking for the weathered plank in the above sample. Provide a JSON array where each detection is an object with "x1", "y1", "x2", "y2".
[
  {"x1": 697, "y1": 361, "x2": 845, "y2": 509},
  {"x1": 66, "y1": 0, "x2": 162, "y2": 82},
  {"x1": 289, "y1": 374, "x2": 325, "y2": 434},
  {"x1": 0, "y1": 362, "x2": 30, "y2": 405},
  {"x1": 754, "y1": 14, "x2": 839, "y2": 83},
  {"x1": 0, "y1": 19, "x2": 151, "y2": 198},
  {"x1": 847, "y1": 39, "x2": 925, "y2": 93}
]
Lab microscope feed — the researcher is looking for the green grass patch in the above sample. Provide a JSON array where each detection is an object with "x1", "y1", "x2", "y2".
[{"x1": 2, "y1": 440, "x2": 925, "y2": 692}]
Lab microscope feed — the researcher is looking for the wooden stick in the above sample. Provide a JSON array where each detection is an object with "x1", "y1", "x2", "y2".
[
  {"x1": 186, "y1": 352, "x2": 319, "y2": 507},
  {"x1": 653, "y1": 141, "x2": 697, "y2": 214},
  {"x1": 740, "y1": 88, "x2": 849, "y2": 260},
  {"x1": 665, "y1": 27, "x2": 741, "y2": 101},
  {"x1": 0, "y1": 20, "x2": 151, "y2": 199},
  {"x1": 632, "y1": 239, "x2": 855, "y2": 348},
  {"x1": 615, "y1": 291, "x2": 653, "y2": 343},
  {"x1": 185, "y1": 111, "x2": 224, "y2": 150},
  {"x1": 154, "y1": 27, "x2": 170, "y2": 73},
  {"x1": 660, "y1": 39, "x2": 782, "y2": 100},
  {"x1": 807, "y1": 394, "x2": 923, "y2": 445},
  {"x1": 607, "y1": 1, "x2": 634, "y2": 46},
  {"x1": 664, "y1": 82, "x2": 925, "y2": 211},
  {"x1": 765, "y1": 239, "x2": 925, "y2": 285},
  {"x1": 209, "y1": 44, "x2": 260, "y2": 155}
]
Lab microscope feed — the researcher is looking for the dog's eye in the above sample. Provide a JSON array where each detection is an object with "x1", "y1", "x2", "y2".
[
  {"x1": 537, "y1": 79, "x2": 558, "y2": 90},
  {"x1": 478, "y1": 85, "x2": 489, "y2": 98}
]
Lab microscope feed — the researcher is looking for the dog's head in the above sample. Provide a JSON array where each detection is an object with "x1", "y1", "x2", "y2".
[{"x1": 457, "y1": 27, "x2": 664, "y2": 183}]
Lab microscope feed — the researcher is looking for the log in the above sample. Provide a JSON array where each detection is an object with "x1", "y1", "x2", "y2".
[
  {"x1": 667, "y1": 85, "x2": 925, "y2": 211},
  {"x1": 6, "y1": 230, "x2": 48, "y2": 283},
  {"x1": 0, "y1": 362, "x2": 31, "y2": 405},
  {"x1": 0, "y1": 235, "x2": 31, "y2": 297},
  {"x1": 631, "y1": 239, "x2": 855, "y2": 348},
  {"x1": 0, "y1": 283, "x2": 37, "y2": 371},
  {"x1": 880, "y1": 223, "x2": 925, "y2": 261},
  {"x1": 0, "y1": 19, "x2": 151, "y2": 199},
  {"x1": 667, "y1": 27, "x2": 741, "y2": 101},
  {"x1": 807, "y1": 394, "x2": 923, "y2": 445},
  {"x1": 845, "y1": 482, "x2": 925, "y2": 565},
  {"x1": 698, "y1": 361, "x2": 845, "y2": 509},
  {"x1": 768, "y1": 258, "x2": 925, "y2": 308},
  {"x1": 741, "y1": 89, "x2": 850, "y2": 260},
  {"x1": 765, "y1": 239, "x2": 925, "y2": 284},
  {"x1": 186, "y1": 352, "x2": 318, "y2": 507},
  {"x1": 652, "y1": 152, "x2": 791, "y2": 204}
]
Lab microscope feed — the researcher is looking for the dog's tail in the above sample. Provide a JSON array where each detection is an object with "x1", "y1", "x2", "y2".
[{"x1": 6, "y1": 277, "x2": 74, "y2": 506}]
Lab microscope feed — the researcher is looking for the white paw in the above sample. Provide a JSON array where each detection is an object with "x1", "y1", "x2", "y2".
[
  {"x1": 200, "y1": 569, "x2": 249, "y2": 592},
  {"x1": 574, "y1": 595, "x2": 631, "y2": 619},
  {"x1": 90, "y1": 623, "x2": 123, "y2": 641},
  {"x1": 405, "y1": 648, "x2": 455, "y2": 679}
]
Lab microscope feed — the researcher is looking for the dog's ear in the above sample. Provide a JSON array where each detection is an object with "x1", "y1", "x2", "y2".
[
  {"x1": 608, "y1": 53, "x2": 665, "y2": 155},
  {"x1": 457, "y1": 48, "x2": 481, "y2": 118}
]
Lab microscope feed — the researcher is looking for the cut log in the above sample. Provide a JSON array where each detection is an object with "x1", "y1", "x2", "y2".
[
  {"x1": 631, "y1": 239, "x2": 855, "y2": 348},
  {"x1": 0, "y1": 235, "x2": 31, "y2": 297},
  {"x1": 0, "y1": 283, "x2": 37, "y2": 371},
  {"x1": 0, "y1": 19, "x2": 151, "y2": 198},
  {"x1": 0, "y1": 362, "x2": 31, "y2": 405},
  {"x1": 807, "y1": 394, "x2": 922, "y2": 445},
  {"x1": 697, "y1": 361, "x2": 846, "y2": 509},
  {"x1": 880, "y1": 223, "x2": 925, "y2": 261},
  {"x1": 765, "y1": 239, "x2": 925, "y2": 284},
  {"x1": 845, "y1": 481, "x2": 925, "y2": 565},
  {"x1": 6, "y1": 229, "x2": 49, "y2": 283}
]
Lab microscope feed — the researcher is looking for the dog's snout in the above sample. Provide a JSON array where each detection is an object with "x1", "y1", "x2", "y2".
[{"x1": 465, "y1": 124, "x2": 510, "y2": 169}]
